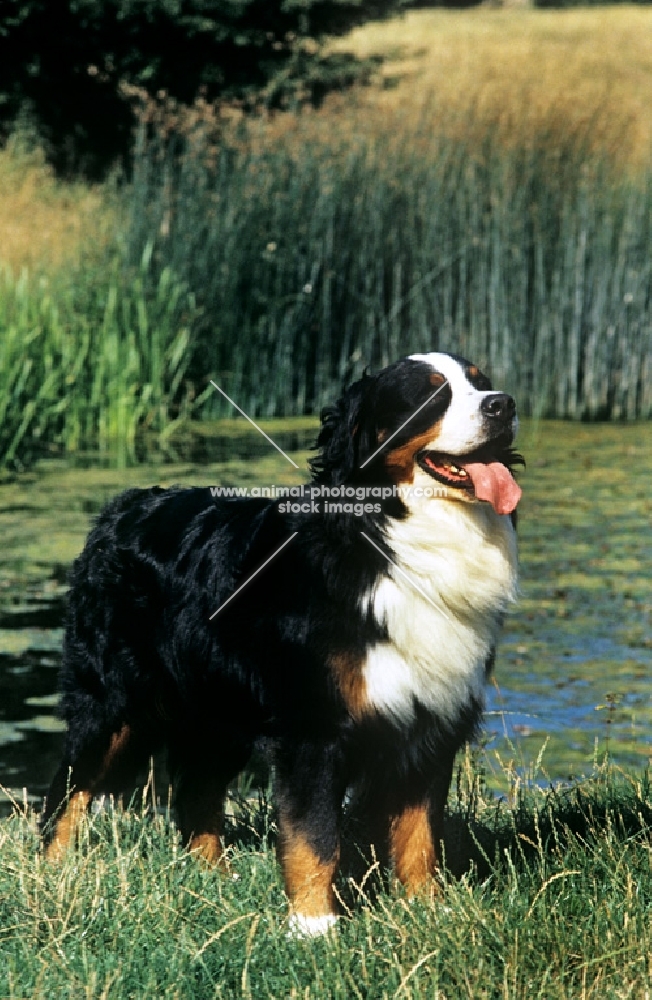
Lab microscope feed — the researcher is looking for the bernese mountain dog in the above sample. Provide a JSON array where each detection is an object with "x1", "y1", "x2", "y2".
[{"x1": 42, "y1": 351, "x2": 521, "y2": 936}]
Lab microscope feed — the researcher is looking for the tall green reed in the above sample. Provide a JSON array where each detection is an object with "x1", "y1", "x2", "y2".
[
  {"x1": 125, "y1": 110, "x2": 652, "y2": 421},
  {"x1": 0, "y1": 255, "x2": 198, "y2": 469}
]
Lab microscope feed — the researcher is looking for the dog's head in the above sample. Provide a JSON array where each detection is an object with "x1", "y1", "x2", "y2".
[{"x1": 311, "y1": 352, "x2": 522, "y2": 515}]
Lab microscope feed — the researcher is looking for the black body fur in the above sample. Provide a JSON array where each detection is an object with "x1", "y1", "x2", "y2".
[{"x1": 42, "y1": 356, "x2": 520, "y2": 924}]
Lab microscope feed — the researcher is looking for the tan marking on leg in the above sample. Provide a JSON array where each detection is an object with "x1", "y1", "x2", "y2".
[
  {"x1": 178, "y1": 778, "x2": 226, "y2": 866},
  {"x1": 278, "y1": 828, "x2": 339, "y2": 920},
  {"x1": 96, "y1": 723, "x2": 132, "y2": 783},
  {"x1": 329, "y1": 652, "x2": 368, "y2": 719},
  {"x1": 44, "y1": 724, "x2": 133, "y2": 864},
  {"x1": 186, "y1": 798, "x2": 226, "y2": 866},
  {"x1": 384, "y1": 424, "x2": 444, "y2": 486},
  {"x1": 390, "y1": 802, "x2": 437, "y2": 895},
  {"x1": 44, "y1": 790, "x2": 92, "y2": 863},
  {"x1": 189, "y1": 831, "x2": 224, "y2": 866}
]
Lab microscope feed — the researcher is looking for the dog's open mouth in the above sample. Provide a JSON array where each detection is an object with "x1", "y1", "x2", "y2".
[{"x1": 418, "y1": 450, "x2": 522, "y2": 515}]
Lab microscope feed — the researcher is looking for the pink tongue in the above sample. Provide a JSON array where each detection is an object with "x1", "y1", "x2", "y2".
[{"x1": 462, "y1": 462, "x2": 522, "y2": 515}]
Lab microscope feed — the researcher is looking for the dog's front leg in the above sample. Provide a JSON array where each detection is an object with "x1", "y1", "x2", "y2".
[
  {"x1": 272, "y1": 739, "x2": 344, "y2": 936},
  {"x1": 388, "y1": 755, "x2": 455, "y2": 898}
]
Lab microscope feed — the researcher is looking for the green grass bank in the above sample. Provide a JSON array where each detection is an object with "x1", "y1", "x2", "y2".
[{"x1": 2, "y1": 760, "x2": 652, "y2": 998}]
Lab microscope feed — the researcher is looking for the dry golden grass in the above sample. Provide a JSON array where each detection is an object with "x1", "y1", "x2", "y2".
[
  {"x1": 0, "y1": 136, "x2": 112, "y2": 274},
  {"x1": 1, "y1": 6, "x2": 650, "y2": 275},
  {"x1": 328, "y1": 5, "x2": 652, "y2": 167}
]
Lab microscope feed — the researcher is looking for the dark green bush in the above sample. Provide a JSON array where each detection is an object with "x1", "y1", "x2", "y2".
[{"x1": 0, "y1": 0, "x2": 402, "y2": 176}]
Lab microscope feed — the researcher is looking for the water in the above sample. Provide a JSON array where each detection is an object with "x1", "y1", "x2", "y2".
[{"x1": 1, "y1": 419, "x2": 651, "y2": 812}]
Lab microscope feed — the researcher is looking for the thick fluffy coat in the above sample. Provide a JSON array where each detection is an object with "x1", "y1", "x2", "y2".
[{"x1": 42, "y1": 352, "x2": 521, "y2": 935}]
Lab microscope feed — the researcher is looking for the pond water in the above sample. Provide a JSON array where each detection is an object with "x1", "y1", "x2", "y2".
[{"x1": 0, "y1": 419, "x2": 650, "y2": 811}]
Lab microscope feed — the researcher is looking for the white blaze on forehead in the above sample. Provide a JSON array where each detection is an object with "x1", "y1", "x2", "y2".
[{"x1": 409, "y1": 352, "x2": 504, "y2": 454}]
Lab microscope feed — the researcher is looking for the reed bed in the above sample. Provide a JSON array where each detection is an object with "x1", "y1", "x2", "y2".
[
  {"x1": 124, "y1": 107, "x2": 652, "y2": 421},
  {"x1": 2, "y1": 9, "x2": 652, "y2": 468},
  {"x1": 0, "y1": 257, "x2": 198, "y2": 468}
]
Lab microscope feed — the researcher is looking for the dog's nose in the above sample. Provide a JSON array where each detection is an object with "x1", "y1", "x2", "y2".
[{"x1": 481, "y1": 393, "x2": 516, "y2": 421}]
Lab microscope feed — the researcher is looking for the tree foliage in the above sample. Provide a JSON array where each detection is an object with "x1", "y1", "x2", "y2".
[{"x1": 0, "y1": 1, "x2": 402, "y2": 176}]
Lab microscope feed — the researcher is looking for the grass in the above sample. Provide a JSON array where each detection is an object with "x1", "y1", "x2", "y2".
[
  {"x1": 0, "y1": 253, "x2": 202, "y2": 469},
  {"x1": 1, "y1": 757, "x2": 652, "y2": 997},
  {"x1": 0, "y1": 134, "x2": 203, "y2": 469},
  {"x1": 330, "y1": 7, "x2": 652, "y2": 169},
  {"x1": 0, "y1": 133, "x2": 112, "y2": 275}
]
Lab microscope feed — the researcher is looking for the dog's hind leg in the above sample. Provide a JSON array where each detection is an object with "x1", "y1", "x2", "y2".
[
  {"x1": 42, "y1": 723, "x2": 144, "y2": 862},
  {"x1": 41, "y1": 774, "x2": 93, "y2": 864},
  {"x1": 172, "y1": 741, "x2": 252, "y2": 865}
]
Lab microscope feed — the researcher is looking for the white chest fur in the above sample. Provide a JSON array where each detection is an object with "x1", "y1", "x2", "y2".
[{"x1": 362, "y1": 501, "x2": 518, "y2": 725}]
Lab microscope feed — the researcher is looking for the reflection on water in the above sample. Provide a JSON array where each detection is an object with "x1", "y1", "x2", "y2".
[
  {"x1": 0, "y1": 619, "x2": 65, "y2": 807},
  {"x1": 1, "y1": 419, "x2": 651, "y2": 811}
]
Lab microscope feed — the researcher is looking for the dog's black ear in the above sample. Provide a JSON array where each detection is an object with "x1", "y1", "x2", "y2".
[{"x1": 310, "y1": 375, "x2": 377, "y2": 485}]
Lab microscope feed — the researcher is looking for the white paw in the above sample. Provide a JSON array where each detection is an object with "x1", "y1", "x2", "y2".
[{"x1": 287, "y1": 912, "x2": 339, "y2": 938}]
